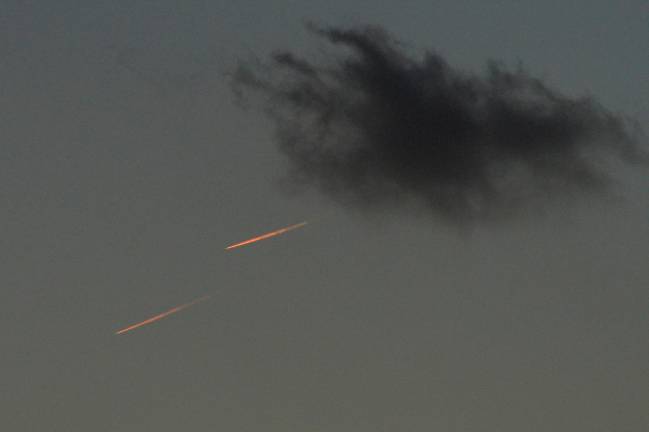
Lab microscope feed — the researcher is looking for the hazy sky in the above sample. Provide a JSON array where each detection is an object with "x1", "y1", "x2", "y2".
[{"x1": 1, "y1": 2, "x2": 647, "y2": 431}]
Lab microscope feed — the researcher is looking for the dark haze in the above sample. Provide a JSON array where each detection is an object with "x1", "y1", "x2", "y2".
[{"x1": 234, "y1": 24, "x2": 646, "y2": 225}]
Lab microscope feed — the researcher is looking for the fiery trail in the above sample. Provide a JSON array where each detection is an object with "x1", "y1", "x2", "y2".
[
  {"x1": 115, "y1": 295, "x2": 211, "y2": 335},
  {"x1": 225, "y1": 221, "x2": 308, "y2": 250}
]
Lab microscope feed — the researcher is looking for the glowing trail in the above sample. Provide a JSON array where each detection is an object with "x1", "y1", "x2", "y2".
[
  {"x1": 115, "y1": 295, "x2": 211, "y2": 335},
  {"x1": 225, "y1": 221, "x2": 308, "y2": 250}
]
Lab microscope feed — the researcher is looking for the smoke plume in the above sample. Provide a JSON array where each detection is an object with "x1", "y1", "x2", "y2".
[{"x1": 233, "y1": 24, "x2": 646, "y2": 225}]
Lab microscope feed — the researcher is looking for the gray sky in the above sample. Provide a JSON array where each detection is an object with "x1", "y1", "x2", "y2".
[{"x1": 1, "y1": 1, "x2": 647, "y2": 431}]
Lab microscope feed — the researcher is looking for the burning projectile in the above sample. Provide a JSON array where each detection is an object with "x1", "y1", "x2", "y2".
[
  {"x1": 225, "y1": 221, "x2": 308, "y2": 250},
  {"x1": 115, "y1": 295, "x2": 210, "y2": 335}
]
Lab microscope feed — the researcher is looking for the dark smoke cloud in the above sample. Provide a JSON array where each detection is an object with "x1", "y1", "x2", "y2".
[{"x1": 233, "y1": 24, "x2": 647, "y2": 225}]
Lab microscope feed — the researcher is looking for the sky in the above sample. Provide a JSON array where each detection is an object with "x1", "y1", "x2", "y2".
[{"x1": 1, "y1": 1, "x2": 647, "y2": 431}]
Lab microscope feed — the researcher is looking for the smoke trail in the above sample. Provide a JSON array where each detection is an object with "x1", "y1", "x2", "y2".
[{"x1": 232, "y1": 23, "x2": 647, "y2": 225}]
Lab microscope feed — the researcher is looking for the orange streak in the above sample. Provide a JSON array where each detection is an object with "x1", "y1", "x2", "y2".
[
  {"x1": 115, "y1": 295, "x2": 210, "y2": 335},
  {"x1": 225, "y1": 221, "x2": 308, "y2": 250}
]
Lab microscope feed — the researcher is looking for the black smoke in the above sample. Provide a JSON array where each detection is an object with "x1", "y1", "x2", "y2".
[{"x1": 233, "y1": 24, "x2": 646, "y2": 225}]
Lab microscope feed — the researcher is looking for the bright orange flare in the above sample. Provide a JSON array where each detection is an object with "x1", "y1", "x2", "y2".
[
  {"x1": 225, "y1": 221, "x2": 308, "y2": 250},
  {"x1": 115, "y1": 295, "x2": 210, "y2": 335}
]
